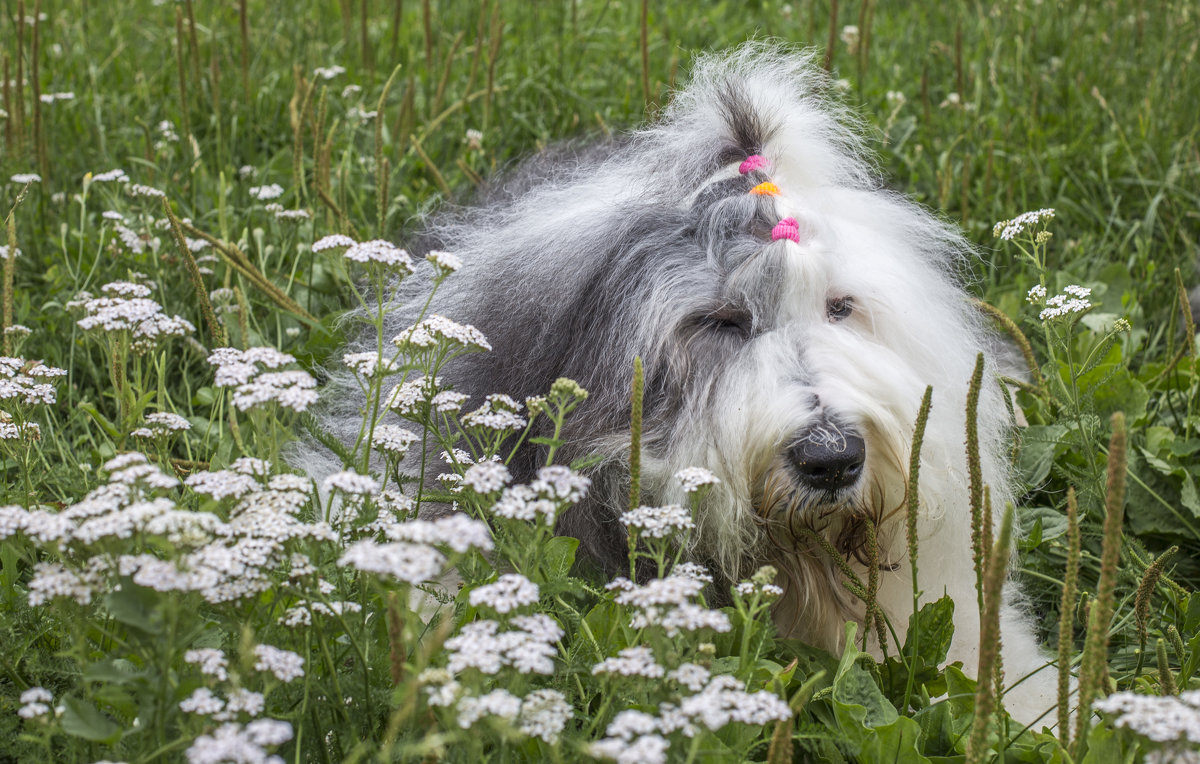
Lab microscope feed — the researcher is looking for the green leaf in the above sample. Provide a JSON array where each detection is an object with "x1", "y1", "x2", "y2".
[
  {"x1": 61, "y1": 696, "x2": 122, "y2": 744},
  {"x1": 104, "y1": 583, "x2": 163, "y2": 636},
  {"x1": 77, "y1": 401, "x2": 121, "y2": 439},
  {"x1": 539, "y1": 535, "x2": 579, "y2": 579},
  {"x1": 903, "y1": 596, "x2": 955, "y2": 667},
  {"x1": 84, "y1": 658, "x2": 145, "y2": 686},
  {"x1": 1017, "y1": 424, "x2": 1068, "y2": 487}
]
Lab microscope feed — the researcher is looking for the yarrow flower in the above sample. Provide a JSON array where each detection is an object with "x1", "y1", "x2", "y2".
[
  {"x1": 248, "y1": 183, "x2": 284, "y2": 200},
  {"x1": 469, "y1": 573, "x2": 539, "y2": 614},
  {"x1": 489, "y1": 466, "x2": 591, "y2": 525},
  {"x1": 313, "y1": 64, "x2": 346, "y2": 80},
  {"x1": 675, "y1": 466, "x2": 720, "y2": 493},
  {"x1": 621, "y1": 504, "x2": 695, "y2": 539},
  {"x1": 342, "y1": 239, "x2": 414, "y2": 273},
  {"x1": 311, "y1": 233, "x2": 356, "y2": 252},
  {"x1": 993, "y1": 208, "x2": 1056, "y2": 240},
  {"x1": 338, "y1": 539, "x2": 445, "y2": 584},
  {"x1": 74, "y1": 282, "x2": 195, "y2": 354},
  {"x1": 592, "y1": 646, "x2": 665, "y2": 678},
  {"x1": 253, "y1": 644, "x2": 305, "y2": 682},
  {"x1": 131, "y1": 411, "x2": 192, "y2": 439},
  {"x1": 1038, "y1": 285, "x2": 1093, "y2": 321},
  {"x1": 461, "y1": 394, "x2": 526, "y2": 432},
  {"x1": 461, "y1": 461, "x2": 511, "y2": 493},
  {"x1": 342, "y1": 351, "x2": 399, "y2": 379},
  {"x1": 1092, "y1": 690, "x2": 1200, "y2": 745},
  {"x1": 393, "y1": 314, "x2": 490, "y2": 353},
  {"x1": 184, "y1": 648, "x2": 229, "y2": 680},
  {"x1": 371, "y1": 424, "x2": 418, "y2": 458},
  {"x1": 443, "y1": 615, "x2": 563, "y2": 675},
  {"x1": 17, "y1": 687, "x2": 53, "y2": 720},
  {"x1": 426, "y1": 249, "x2": 462, "y2": 275},
  {"x1": 207, "y1": 347, "x2": 318, "y2": 413},
  {"x1": 183, "y1": 719, "x2": 292, "y2": 763},
  {"x1": 1026, "y1": 284, "x2": 1047, "y2": 303}
]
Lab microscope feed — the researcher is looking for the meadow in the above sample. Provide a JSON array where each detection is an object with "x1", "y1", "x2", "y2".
[{"x1": 1, "y1": 0, "x2": 1198, "y2": 761}]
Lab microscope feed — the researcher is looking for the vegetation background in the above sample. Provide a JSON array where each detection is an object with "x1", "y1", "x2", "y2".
[{"x1": 1, "y1": 0, "x2": 1198, "y2": 761}]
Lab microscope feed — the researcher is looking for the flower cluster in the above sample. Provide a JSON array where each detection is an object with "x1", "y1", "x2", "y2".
[
  {"x1": 489, "y1": 466, "x2": 591, "y2": 525},
  {"x1": 468, "y1": 573, "x2": 539, "y2": 614},
  {"x1": 992, "y1": 208, "x2": 1056, "y2": 240},
  {"x1": 313, "y1": 234, "x2": 415, "y2": 274},
  {"x1": 131, "y1": 411, "x2": 192, "y2": 440},
  {"x1": 621, "y1": 504, "x2": 695, "y2": 539},
  {"x1": 675, "y1": 466, "x2": 720, "y2": 494},
  {"x1": 607, "y1": 573, "x2": 731, "y2": 637},
  {"x1": 461, "y1": 394, "x2": 526, "y2": 433},
  {"x1": 73, "y1": 282, "x2": 195, "y2": 353},
  {"x1": 1093, "y1": 690, "x2": 1200, "y2": 745},
  {"x1": 1034, "y1": 284, "x2": 1093, "y2": 321},
  {"x1": 443, "y1": 615, "x2": 563, "y2": 675},
  {"x1": 207, "y1": 346, "x2": 318, "y2": 413},
  {"x1": 392, "y1": 315, "x2": 491, "y2": 354}
]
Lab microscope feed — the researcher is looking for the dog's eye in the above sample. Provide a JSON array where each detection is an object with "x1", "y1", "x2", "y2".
[
  {"x1": 700, "y1": 308, "x2": 753, "y2": 340},
  {"x1": 827, "y1": 296, "x2": 854, "y2": 322}
]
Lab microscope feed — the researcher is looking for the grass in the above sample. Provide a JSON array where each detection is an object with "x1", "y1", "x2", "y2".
[{"x1": 1, "y1": 0, "x2": 1199, "y2": 762}]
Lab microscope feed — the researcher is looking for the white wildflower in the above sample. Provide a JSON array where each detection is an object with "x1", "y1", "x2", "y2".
[
  {"x1": 426, "y1": 249, "x2": 462, "y2": 274},
  {"x1": 248, "y1": 184, "x2": 284, "y2": 200},
  {"x1": 591, "y1": 733, "x2": 670, "y2": 764},
  {"x1": 343, "y1": 351, "x2": 398, "y2": 378},
  {"x1": 469, "y1": 573, "x2": 539, "y2": 614},
  {"x1": 254, "y1": 644, "x2": 305, "y2": 682},
  {"x1": 338, "y1": 539, "x2": 444, "y2": 584},
  {"x1": 621, "y1": 504, "x2": 695, "y2": 538},
  {"x1": 184, "y1": 720, "x2": 292, "y2": 764},
  {"x1": 180, "y1": 687, "x2": 225, "y2": 716},
  {"x1": 10, "y1": 173, "x2": 41, "y2": 185},
  {"x1": 456, "y1": 689, "x2": 520, "y2": 729},
  {"x1": 323, "y1": 470, "x2": 379, "y2": 496},
  {"x1": 668, "y1": 663, "x2": 711, "y2": 692},
  {"x1": 1027, "y1": 284, "x2": 1047, "y2": 303},
  {"x1": 343, "y1": 239, "x2": 413, "y2": 273},
  {"x1": 18, "y1": 687, "x2": 53, "y2": 720},
  {"x1": 993, "y1": 208, "x2": 1056, "y2": 240},
  {"x1": 313, "y1": 64, "x2": 346, "y2": 80},
  {"x1": 518, "y1": 688, "x2": 572, "y2": 744},
  {"x1": 461, "y1": 461, "x2": 511, "y2": 493},
  {"x1": 393, "y1": 315, "x2": 489, "y2": 353},
  {"x1": 592, "y1": 647, "x2": 665, "y2": 678},
  {"x1": 184, "y1": 648, "x2": 229, "y2": 680},
  {"x1": 312, "y1": 233, "x2": 356, "y2": 252},
  {"x1": 91, "y1": 169, "x2": 129, "y2": 183},
  {"x1": 675, "y1": 466, "x2": 720, "y2": 493},
  {"x1": 371, "y1": 424, "x2": 418, "y2": 458}
]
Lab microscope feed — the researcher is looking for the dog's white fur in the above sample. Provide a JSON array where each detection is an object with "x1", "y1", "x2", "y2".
[{"x1": 315, "y1": 43, "x2": 1060, "y2": 727}]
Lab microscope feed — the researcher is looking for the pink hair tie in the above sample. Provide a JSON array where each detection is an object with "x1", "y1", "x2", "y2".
[
  {"x1": 771, "y1": 217, "x2": 800, "y2": 244},
  {"x1": 739, "y1": 154, "x2": 767, "y2": 174}
]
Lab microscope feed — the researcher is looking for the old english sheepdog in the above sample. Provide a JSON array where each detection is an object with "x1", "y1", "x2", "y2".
[{"x1": 319, "y1": 44, "x2": 1060, "y2": 725}]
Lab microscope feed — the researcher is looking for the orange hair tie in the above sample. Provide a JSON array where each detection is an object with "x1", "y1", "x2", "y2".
[{"x1": 749, "y1": 182, "x2": 780, "y2": 197}]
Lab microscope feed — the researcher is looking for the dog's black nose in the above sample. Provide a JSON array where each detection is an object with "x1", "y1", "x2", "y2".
[{"x1": 787, "y1": 421, "x2": 866, "y2": 492}]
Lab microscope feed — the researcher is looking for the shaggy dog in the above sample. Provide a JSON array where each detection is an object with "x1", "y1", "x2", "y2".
[{"x1": 318, "y1": 44, "x2": 1060, "y2": 726}]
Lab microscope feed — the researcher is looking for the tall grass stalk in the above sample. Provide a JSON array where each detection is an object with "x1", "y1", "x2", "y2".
[
  {"x1": 1072, "y1": 411, "x2": 1127, "y2": 757},
  {"x1": 1056, "y1": 487, "x2": 1080, "y2": 748},
  {"x1": 966, "y1": 502, "x2": 1014, "y2": 764}
]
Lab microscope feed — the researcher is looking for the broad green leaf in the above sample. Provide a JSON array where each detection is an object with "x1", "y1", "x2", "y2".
[
  {"x1": 539, "y1": 535, "x2": 578, "y2": 579},
  {"x1": 61, "y1": 696, "x2": 122, "y2": 744},
  {"x1": 104, "y1": 583, "x2": 163, "y2": 636}
]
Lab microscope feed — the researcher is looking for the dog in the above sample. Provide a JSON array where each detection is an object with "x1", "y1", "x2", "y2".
[{"x1": 313, "y1": 43, "x2": 1060, "y2": 727}]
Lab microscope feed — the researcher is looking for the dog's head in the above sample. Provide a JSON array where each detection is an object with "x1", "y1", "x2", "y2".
[{"x1": 397, "y1": 45, "x2": 1013, "y2": 645}]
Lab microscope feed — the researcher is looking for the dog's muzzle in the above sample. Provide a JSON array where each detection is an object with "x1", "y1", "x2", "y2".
[{"x1": 786, "y1": 417, "x2": 865, "y2": 492}]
